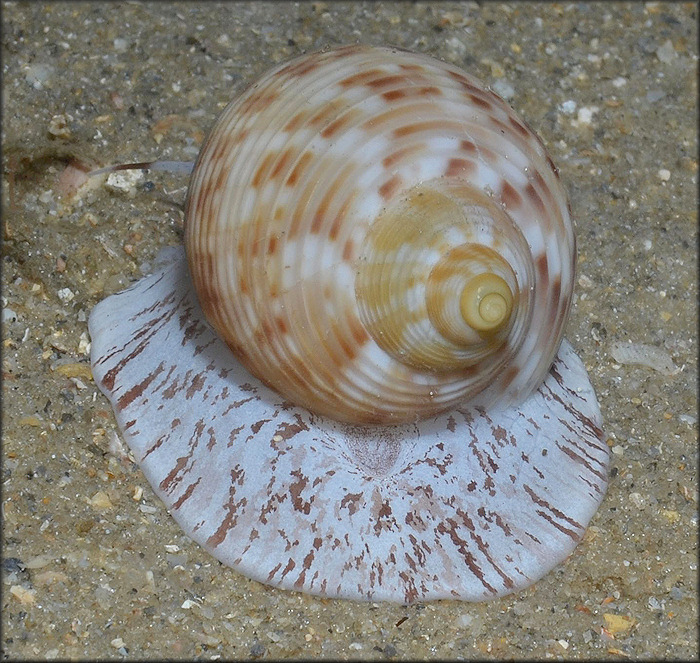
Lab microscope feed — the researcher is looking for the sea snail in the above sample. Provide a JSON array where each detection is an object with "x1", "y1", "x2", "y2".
[{"x1": 89, "y1": 45, "x2": 609, "y2": 603}]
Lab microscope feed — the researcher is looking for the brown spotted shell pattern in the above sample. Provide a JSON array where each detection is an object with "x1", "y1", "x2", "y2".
[{"x1": 185, "y1": 45, "x2": 574, "y2": 425}]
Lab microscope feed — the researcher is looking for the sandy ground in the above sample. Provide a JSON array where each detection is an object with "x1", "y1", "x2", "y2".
[{"x1": 2, "y1": 2, "x2": 697, "y2": 659}]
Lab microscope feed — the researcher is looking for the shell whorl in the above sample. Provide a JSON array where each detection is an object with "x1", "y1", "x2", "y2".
[
  {"x1": 355, "y1": 183, "x2": 529, "y2": 374},
  {"x1": 185, "y1": 45, "x2": 575, "y2": 424}
]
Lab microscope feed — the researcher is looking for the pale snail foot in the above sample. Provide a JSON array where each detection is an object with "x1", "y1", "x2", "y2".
[{"x1": 89, "y1": 249, "x2": 609, "y2": 603}]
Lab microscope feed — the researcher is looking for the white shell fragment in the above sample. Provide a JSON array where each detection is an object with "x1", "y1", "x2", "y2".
[
  {"x1": 609, "y1": 341, "x2": 680, "y2": 376},
  {"x1": 89, "y1": 249, "x2": 608, "y2": 603},
  {"x1": 105, "y1": 168, "x2": 144, "y2": 194}
]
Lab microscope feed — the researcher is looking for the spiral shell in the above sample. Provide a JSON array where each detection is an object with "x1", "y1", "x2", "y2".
[
  {"x1": 186, "y1": 45, "x2": 573, "y2": 424},
  {"x1": 89, "y1": 46, "x2": 608, "y2": 603}
]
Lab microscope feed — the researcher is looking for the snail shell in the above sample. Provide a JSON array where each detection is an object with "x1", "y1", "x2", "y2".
[
  {"x1": 186, "y1": 45, "x2": 573, "y2": 424},
  {"x1": 89, "y1": 45, "x2": 608, "y2": 603}
]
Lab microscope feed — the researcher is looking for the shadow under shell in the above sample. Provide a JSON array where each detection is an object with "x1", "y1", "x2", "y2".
[{"x1": 88, "y1": 248, "x2": 609, "y2": 603}]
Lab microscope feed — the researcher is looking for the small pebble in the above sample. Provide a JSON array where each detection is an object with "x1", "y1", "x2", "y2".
[
  {"x1": 445, "y1": 36, "x2": 467, "y2": 59},
  {"x1": 57, "y1": 161, "x2": 92, "y2": 198},
  {"x1": 57, "y1": 287, "x2": 75, "y2": 303},
  {"x1": 669, "y1": 586, "x2": 683, "y2": 600},
  {"x1": 646, "y1": 89, "x2": 666, "y2": 103},
  {"x1": 10, "y1": 585, "x2": 36, "y2": 605},
  {"x1": 2, "y1": 308, "x2": 18, "y2": 323},
  {"x1": 578, "y1": 274, "x2": 594, "y2": 289},
  {"x1": 25, "y1": 554, "x2": 53, "y2": 569},
  {"x1": 647, "y1": 596, "x2": 663, "y2": 611},
  {"x1": 572, "y1": 106, "x2": 599, "y2": 127},
  {"x1": 660, "y1": 509, "x2": 680, "y2": 524},
  {"x1": 456, "y1": 612, "x2": 474, "y2": 626},
  {"x1": 89, "y1": 491, "x2": 113, "y2": 510},
  {"x1": 384, "y1": 644, "x2": 398, "y2": 656},
  {"x1": 603, "y1": 613, "x2": 636, "y2": 634},
  {"x1": 54, "y1": 363, "x2": 93, "y2": 380},
  {"x1": 637, "y1": 36, "x2": 658, "y2": 54},
  {"x1": 48, "y1": 113, "x2": 72, "y2": 138},
  {"x1": 78, "y1": 332, "x2": 91, "y2": 356},
  {"x1": 106, "y1": 169, "x2": 144, "y2": 195},
  {"x1": 23, "y1": 62, "x2": 54, "y2": 88},
  {"x1": 559, "y1": 100, "x2": 577, "y2": 114},
  {"x1": 658, "y1": 168, "x2": 671, "y2": 181},
  {"x1": 250, "y1": 641, "x2": 266, "y2": 657},
  {"x1": 481, "y1": 58, "x2": 505, "y2": 78},
  {"x1": 656, "y1": 39, "x2": 677, "y2": 63},
  {"x1": 609, "y1": 341, "x2": 679, "y2": 375},
  {"x1": 492, "y1": 79, "x2": 514, "y2": 100},
  {"x1": 2, "y1": 558, "x2": 25, "y2": 574},
  {"x1": 629, "y1": 492, "x2": 645, "y2": 509},
  {"x1": 19, "y1": 415, "x2": 42, "y2": 427},
  {"x1": 167, "y1": 553, "x2": 188, "y2": 568}
]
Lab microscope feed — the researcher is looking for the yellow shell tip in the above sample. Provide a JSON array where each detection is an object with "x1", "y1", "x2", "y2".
[
  {"x1": 479, "y1": 292, "x2": 509, "y2": 324},
  {"x1": 460, "y1": 273, "x2": 513, "y2": 333}
]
